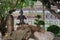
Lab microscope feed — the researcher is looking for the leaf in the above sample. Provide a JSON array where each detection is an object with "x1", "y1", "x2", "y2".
[
  {"x1": 35, "y1": 15, "x2": 41, "y2": 19},
  {"x1": 34, "y1": 22, "x2": 39, "y2": 25},
  {"x1": 35, "y1": 19, "x2": 39, "y2": 22},
  {"x1": 39, "y1": 20, "x2": 45, "y2": 25},
  {"x1": 58, "y1": 11, "x2": 60, "y2": 14}
]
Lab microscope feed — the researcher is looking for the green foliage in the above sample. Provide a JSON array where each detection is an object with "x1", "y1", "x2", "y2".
[
  {"x1": 47, "y1": 25, "x2": 60, "y2": 35},
  {"x1": 34, "y1": 20, "x2": 45, "y2": 25},
  {"x1": 31, "y1": 0, "x2": 37, "y2": 1},
  {"x1": 35, "y1": 15, "x2": 41, "y2": 19},
  {"x1": 39, "y1": 20, "x2": 45, "y2": 25},
  {"x1": 58, "y1": 11, "x2": 60, "y2": 14},
  {"x1": 34, "y1": 19, "x2": 40, "y2": 25},
  {"x1": 0, "y1": 26, "x2": 7, "y2": 36},
  {"x1": 29, "y1": 0, "x2": 37, "y2": 8},
  {"x1": 46, "y1": 2, "x2": 51, "y2": 9},
  {"x1": 42, "y1": 0, "x2": 51, "y2": 9},
  {"x1": 34, "y1": 15, "x2": 45, "y2": 26},
  {"x1": 57, "y1": 31, "x2": 60, "y2": 37},
  {"x1": 0, "y1": 0, "x2": 37, "y2": 36}
]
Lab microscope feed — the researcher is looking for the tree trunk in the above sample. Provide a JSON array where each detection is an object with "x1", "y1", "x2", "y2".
[{"x1": 6, "y1": 14, "x2": 14, "y2": 35}]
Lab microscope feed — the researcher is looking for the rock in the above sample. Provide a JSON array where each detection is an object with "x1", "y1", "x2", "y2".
[{"x1": 34, "y1": 31, "x2": 54, "y2": 40}]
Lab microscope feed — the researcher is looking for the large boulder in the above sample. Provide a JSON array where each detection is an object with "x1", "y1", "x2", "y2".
[{"x1": 34, "y1": 31, "x2": 54, "y2": 40}]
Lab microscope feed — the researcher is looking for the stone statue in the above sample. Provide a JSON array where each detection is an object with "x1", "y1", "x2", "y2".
[{"x1": 17, "y1": 9, "x2": 26, "y2": 25}]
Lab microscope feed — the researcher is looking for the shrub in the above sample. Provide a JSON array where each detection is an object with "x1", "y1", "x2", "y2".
[{"x1": 47, "y1": 25, "x2": 60, "y2": 35}]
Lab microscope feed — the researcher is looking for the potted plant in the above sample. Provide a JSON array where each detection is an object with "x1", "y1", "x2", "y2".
[{"x1": 34, "y1": 15, "x2": 45, "y2": 30}]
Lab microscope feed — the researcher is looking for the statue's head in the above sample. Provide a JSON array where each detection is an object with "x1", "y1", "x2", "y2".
[{"x1": 19, "y1": 9, "x2": 23, "y2": 15}]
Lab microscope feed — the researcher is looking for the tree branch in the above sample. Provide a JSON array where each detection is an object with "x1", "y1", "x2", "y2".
[
  {"x1": 49, "y1": 0, "x2": 60, "y2": 9},
  {"x1": 39, "y1": 0, "x2": 60, "y2": 19}
]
